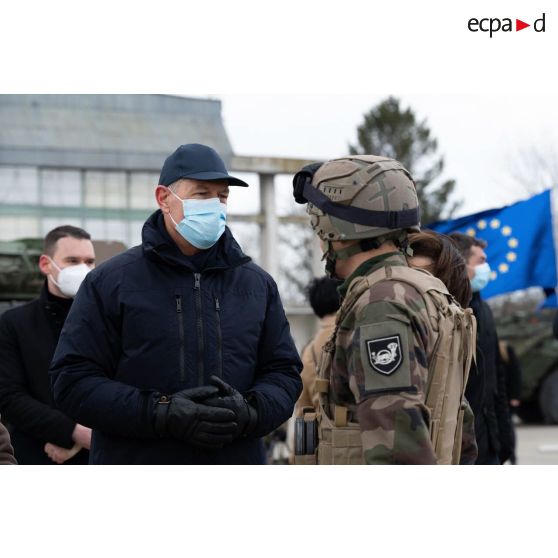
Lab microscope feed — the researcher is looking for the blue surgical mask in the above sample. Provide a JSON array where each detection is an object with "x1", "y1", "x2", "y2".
[
  {"x1": 168, "y1": 191, "x2": 226, "y2": 250},
  {"x1": 471, "y1": 262, "x2": 491, "y2": 292}
]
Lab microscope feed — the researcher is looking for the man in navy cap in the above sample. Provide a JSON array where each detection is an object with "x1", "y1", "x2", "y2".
[{"x1": 50, "y1": 144, "x2": 303, "y2": 464}]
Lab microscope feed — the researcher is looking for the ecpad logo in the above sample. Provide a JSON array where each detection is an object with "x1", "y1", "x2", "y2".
[{"x1": 468, "y1": 13, "x2": 546, "y2": 37}]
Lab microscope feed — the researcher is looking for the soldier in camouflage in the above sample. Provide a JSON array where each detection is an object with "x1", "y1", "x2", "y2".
[{"x1": 292, "y1": 155, "x2": 477, "y2": 464}]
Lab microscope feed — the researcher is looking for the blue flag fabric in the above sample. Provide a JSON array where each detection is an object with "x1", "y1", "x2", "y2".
[
  {"x1": 540, "y1": 290, "x2": 557, "y2": 309},
  {"x1": 428, "y1": 189, "x2": 557, "y2": 299}
]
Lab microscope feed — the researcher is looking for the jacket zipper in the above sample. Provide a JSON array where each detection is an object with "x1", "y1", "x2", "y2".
[
  {"x1": 194, "y1": 273, "x2": 205, "y2": 386},
  {"x1": 215, "y1": 298, "x2": 223, "y2": 379},
  {"x1": 175, "y1": 295, "x2": 185, "y2": 382}
]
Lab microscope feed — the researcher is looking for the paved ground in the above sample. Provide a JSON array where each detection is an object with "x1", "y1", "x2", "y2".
[{"x1": 515, "y1": 423, "x2": 558, "y2": 464}]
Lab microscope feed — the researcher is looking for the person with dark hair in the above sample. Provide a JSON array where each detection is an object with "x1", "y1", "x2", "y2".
[
  {"x1": 449, "y1": 232, "x2": 513, "y2": 465},
  {"x1": 407, "y1": 230, "x2": 472, "y2": 308},
  {"x1": 0, "y1": 225, "x2": 95, "y2": 464},
  {"x1": 498, "y1": 340, "x2": 522, "y2": 464},
  {"x1": 50, "y1": 144, "x2": 302, "y2": 465},
  {"x1": 294, "y1": 277, "x2": 342, "y2": 416},
  {"x1": 406, "y1": 230, "x2": 478, "y2": 464},
  {"x1": 307, "y1": 276, "x2": 342, "y2": 319}
]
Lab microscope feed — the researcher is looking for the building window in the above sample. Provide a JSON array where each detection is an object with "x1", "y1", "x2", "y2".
[
  {"x1": 40, "y1": 218, "x2": 83, "y2": 237},
  {"x1": 0, "y1": 217, "x2": 40, "y2": 240},
  {"x1": 41, "y1": 169, "x2": 81, "y2": 206},
  {"x1": 85, "y1": 171, "x2": 127, "y2": 208},
  {"x1": 129, "y1": 173, "x2": 158, "y2": 210},
  {"x1": 84, "y1": 219, "x2": 128, "y2": 243},
  {"x1": 0, "y1": 166, "x2": 39, "y2": 204},
  {"x1": 128, "y1": 220, "x2": 147, "y2": 246}
]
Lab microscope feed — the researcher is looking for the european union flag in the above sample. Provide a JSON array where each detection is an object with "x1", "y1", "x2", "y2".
[
  {"x1": 428, "y1": 189, "x2": 557, "y2": 299},
  {"x1": 540, "y1": 289, "x2": 557, "y2": 309}
]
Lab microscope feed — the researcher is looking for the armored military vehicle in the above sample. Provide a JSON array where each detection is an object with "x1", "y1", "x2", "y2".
[
  {"x1": 497, "y1": 309, "x2": 558, "y2": 424},
  {"x1": 0, "y1": 238, "x2": 126, "y2": 317},
  {"x1": 0, "y1": 238, "x2": 43, "y2": 315}
]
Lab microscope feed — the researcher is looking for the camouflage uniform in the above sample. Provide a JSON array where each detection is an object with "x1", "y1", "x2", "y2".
[
  {"x1": 331, "y1": 252, "x2": 436, "y2": 463},
  {"x1": 292, "y1": 155, "x2": 477, "y2": 465},
  {"x1": 330, "y1": 251, "x2": 476, "y2": 464}
]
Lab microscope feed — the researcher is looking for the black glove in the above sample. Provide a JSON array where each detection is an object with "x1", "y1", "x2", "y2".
[
  {"x1": 204, "y1": 376, "x2": 258, "y2": 439},
  {"x1": 153, "y1": 386, "x2": 238, "y2": 450}
]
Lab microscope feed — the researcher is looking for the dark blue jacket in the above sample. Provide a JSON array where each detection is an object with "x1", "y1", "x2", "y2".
[{"x1": 50, "y1": 211, "x2": 302, "y2": 464}]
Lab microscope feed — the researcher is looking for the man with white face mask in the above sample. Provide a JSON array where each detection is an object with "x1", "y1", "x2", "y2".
[
  {"x1": 450, "y1": 232, "x2": 514, "y2": 464},
  {"x1": 0, "y1": 226, "x2": 95, "y2": 464}
]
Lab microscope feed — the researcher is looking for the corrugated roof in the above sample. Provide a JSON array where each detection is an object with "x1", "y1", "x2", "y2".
[{"x1": 0, "y1": 94, "x2": 233, "y2": 171}]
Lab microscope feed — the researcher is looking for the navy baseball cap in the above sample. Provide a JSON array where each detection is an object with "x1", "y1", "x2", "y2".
[{"x1": 158, "y1": 143, "x2": 249, "y2": 187}]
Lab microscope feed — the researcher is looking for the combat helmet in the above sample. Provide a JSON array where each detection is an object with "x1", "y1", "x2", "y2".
[{"x1": 292, "y1": 155, "x2": 421, "y2": 276}]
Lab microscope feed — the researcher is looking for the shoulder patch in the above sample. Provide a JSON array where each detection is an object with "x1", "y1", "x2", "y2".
[
  {"x1": 358, "y1": 321, "x2": 412, "y2": 394},
  {"x1": 366, "y1": 335, "x2": 403, "y2": 375}
]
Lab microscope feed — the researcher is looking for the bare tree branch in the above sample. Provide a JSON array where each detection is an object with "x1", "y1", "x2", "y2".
[{"x1": 507, "y1": 143, "x2": 558, "y2": 194}]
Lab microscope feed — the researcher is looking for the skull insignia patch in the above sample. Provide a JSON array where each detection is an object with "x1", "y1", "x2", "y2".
[{"x1": 366, "y1": 335, "x2": 403, "y2": 375}]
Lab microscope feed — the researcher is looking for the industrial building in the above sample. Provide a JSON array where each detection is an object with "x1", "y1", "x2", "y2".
[{"x1": 0, "y1": 94, "x2": 321, "y2": 347}]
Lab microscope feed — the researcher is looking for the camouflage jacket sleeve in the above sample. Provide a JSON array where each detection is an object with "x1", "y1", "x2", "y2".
[
  {"x1": 459, "y1": 398, "x2": 478, "y2": 465},
  {"x1": 330, "y1": 280, "x2": 437, "y2": 464}
]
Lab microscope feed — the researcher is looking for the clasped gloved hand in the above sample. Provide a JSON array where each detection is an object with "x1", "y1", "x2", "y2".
[
  {"x1": 204, "y1": 376, "x2": 258, "y2": 439},
  {"x1": 153, "y1": 386, "x2": 238, "y2": 450}
]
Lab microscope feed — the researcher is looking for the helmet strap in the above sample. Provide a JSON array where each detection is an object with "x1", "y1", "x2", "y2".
[
  {"x1": 332, "y1": 238, "x2": 381, "y2": 260},
  {"x1": 323, "y1": 241, "x2": 339, "y2": 279},
  {"x1": 322, "y1": 230, "x2": 412, "y2": 277},
  {"x1": 330, "y1": 231, "x2": 411, "y2": 261}
]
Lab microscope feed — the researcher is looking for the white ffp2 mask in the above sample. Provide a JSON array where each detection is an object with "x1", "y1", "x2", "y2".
[{"x1": 48, "y1": 258, "x2": 91, "y2": 298}]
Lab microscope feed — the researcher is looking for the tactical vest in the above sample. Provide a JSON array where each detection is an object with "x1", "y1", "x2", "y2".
[{"x1": 311, "y1": 264, "x2": 476, "y2": 465}]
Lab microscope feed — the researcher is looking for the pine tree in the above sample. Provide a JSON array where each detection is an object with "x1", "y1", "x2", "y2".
[{"x1": 349, "y1": 96, "x2": 461, "y2": 224}]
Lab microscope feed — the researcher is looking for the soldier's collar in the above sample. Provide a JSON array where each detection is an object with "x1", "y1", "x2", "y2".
[{"x1": 338, "y1": 251, "x2": 406, "y2": 299}]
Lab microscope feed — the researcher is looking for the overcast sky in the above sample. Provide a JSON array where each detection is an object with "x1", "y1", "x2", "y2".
[{"x1": 216, "y1": 94, "x2": 558, "y2": 218}]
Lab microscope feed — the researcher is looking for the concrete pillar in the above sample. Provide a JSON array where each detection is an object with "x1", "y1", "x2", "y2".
[{"x1": 260, "y1": 173, "x2": 279, "y2": 279}]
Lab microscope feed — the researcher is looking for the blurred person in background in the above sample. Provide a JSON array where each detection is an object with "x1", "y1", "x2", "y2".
[
  {"x1": 450, "y1": 232, "x2": 513, "y2": 465},
  {"x1": 407, "y1": 230, "x2": 472, "y2": 309},
  {"x1": 498, "y1": 340, "x2": 522, "y2": 464},
  {"x1": 295, "y1": 276, "x2": 342, "y2": 416},
  {"x1": 0, "y1": 226, "x2": 95, "y2": 464},
  {"x1": 407, "y1": 230, "x2": 477, "y2": 463},
  {"x1": 290, "y1": 275, "x2": 341, "y2": 463}
]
